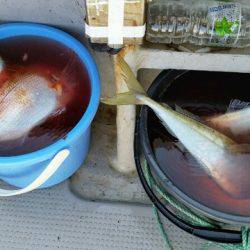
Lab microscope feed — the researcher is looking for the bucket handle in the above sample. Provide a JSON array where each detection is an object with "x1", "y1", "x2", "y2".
[{"x1": 0, "y1": 149, "x2": 70, "y2": 197}]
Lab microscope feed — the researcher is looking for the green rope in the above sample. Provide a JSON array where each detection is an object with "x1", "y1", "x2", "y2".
[
  {"x1": 144, "y1": 160, "x2": 173, "y2": 249},
  {"x1": 202, "y1": 227, "x2": 250, "y2": 250},
  {"x1": 143, "y1": 161, "x2": 213, "y2": 228},
  {"x1": 142, "y1": 161, "x2": 250, "y2": 250},
  {"x1": 153, "y1": 205, "x2": 173, "y2": 250},
  {"x1": 242, "y1": 227, "x2": 250, "y2": 250},
  {"x1": 154, "y1": 184, "x2": 213, "y2": 227},
  {"x1": 201, "y1": 239, "x2": 246, "y2": 250}
]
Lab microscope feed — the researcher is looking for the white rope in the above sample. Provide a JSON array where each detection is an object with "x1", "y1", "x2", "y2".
[
  {"x1": 108, "y1": 0, "x2": 125, "y2": 44},
  {"x1": 87, "y1": 0, "x2": 141, "y2": 5},
  {"x1": 85, "y1": 23, "x2": 146, "y2": 39},
  {"x1": 85, "y1": 0, "x2": 146, "y2": 45}
]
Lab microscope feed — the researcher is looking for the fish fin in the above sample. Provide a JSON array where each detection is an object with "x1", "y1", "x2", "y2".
[
  {"x1": 227, "y1": 99, "x2": 250, "y2": 112},
  {"x1": 175, "y1": 105, "x2": 202, "y2": 122},
  {"x1": 101, "y1": 92, "x2": 140, "y2": 105},
  {"x1": 101, "y1": 56, "x2": 147, "y2": 106},
  {"x1": 160, "y1": 102, "x2": 202, "y2": 122},
  {"x1": 160, "y1": 102, "x2": 172, "y2": 110},
  {"x1": 117, "y1": 56, "x2": 146, "y2": 95}
]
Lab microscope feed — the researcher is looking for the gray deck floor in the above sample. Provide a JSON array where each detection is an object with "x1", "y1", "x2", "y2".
[
  {"x1": 0, "y1": 108, "x2": 213, "y2": 250},
  {"x1": 0, "y1": 180, "x2": 208, "y2": 250}
]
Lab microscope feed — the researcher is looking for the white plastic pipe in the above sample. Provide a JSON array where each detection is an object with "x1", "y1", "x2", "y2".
[{"x1": 113, "y1": 46, "x2": 250, "y2": 174}]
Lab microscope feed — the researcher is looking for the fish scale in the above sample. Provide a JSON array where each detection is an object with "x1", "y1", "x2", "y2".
[{"x1": 0, "y1": 74, "x2": 57, "y2": 142}]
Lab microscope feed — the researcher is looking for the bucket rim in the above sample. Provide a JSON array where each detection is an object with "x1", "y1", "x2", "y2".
[
  {"x1": 0, "y1": 22, "x2": 100, "y2": 165},
  {"x1": 138, "y1": 69, "x2": 250, "y2": 225},
  {"x1": 135, "y1": 117, "x2": 242, "y2": 244}
]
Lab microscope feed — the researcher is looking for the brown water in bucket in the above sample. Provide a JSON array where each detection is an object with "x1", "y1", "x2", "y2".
[
  {"x1": 0, "y1": 36, "x2": 90, "y2": 156},
  {"x1": 149, "y1": 71, "x2": 250, "y2": 216}
]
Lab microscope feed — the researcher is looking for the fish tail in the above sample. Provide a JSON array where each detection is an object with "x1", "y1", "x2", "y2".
[{"x1": 101, "y1": 56, "x2": 147, "y2": 105}]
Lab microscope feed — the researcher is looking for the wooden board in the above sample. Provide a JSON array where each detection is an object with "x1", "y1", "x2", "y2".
[{"x1": 85, "y1": 0, "x2": 145, "y2": 46}]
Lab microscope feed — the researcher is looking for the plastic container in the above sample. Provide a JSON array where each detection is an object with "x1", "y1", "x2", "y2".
[
  {"x1": 147, "y1": 0, "x2": 250, "y2": 47},
  {"x1": 0, "y1": 23, "x2": 100, "y2": 196},
  {"x1": 135, "y1": 69, "x2": 250, "y2": 243}
]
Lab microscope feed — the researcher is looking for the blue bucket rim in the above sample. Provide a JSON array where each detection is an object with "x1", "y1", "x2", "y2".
[{"x1": 0, "y1": 22, "x2": 100, "y2": 165}]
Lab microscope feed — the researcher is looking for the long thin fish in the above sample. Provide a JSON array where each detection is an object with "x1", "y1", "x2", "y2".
[{"x1": 102, "y1": 56, "x2": 250, "y2": 199}]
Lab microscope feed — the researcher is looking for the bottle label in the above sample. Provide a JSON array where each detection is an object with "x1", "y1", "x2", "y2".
[{"x1": 208, "y1": 2, "x2": 241, "y2": 44}]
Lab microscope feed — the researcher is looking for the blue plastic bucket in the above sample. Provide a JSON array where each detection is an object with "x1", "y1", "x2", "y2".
[{"x1": 0, "y1": 23, "x2": 100, "y2": 195}]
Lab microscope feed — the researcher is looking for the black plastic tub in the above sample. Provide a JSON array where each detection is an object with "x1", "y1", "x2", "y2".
[{"x1": 135, "y1": 69, "x2": 250, "y2": 243}]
